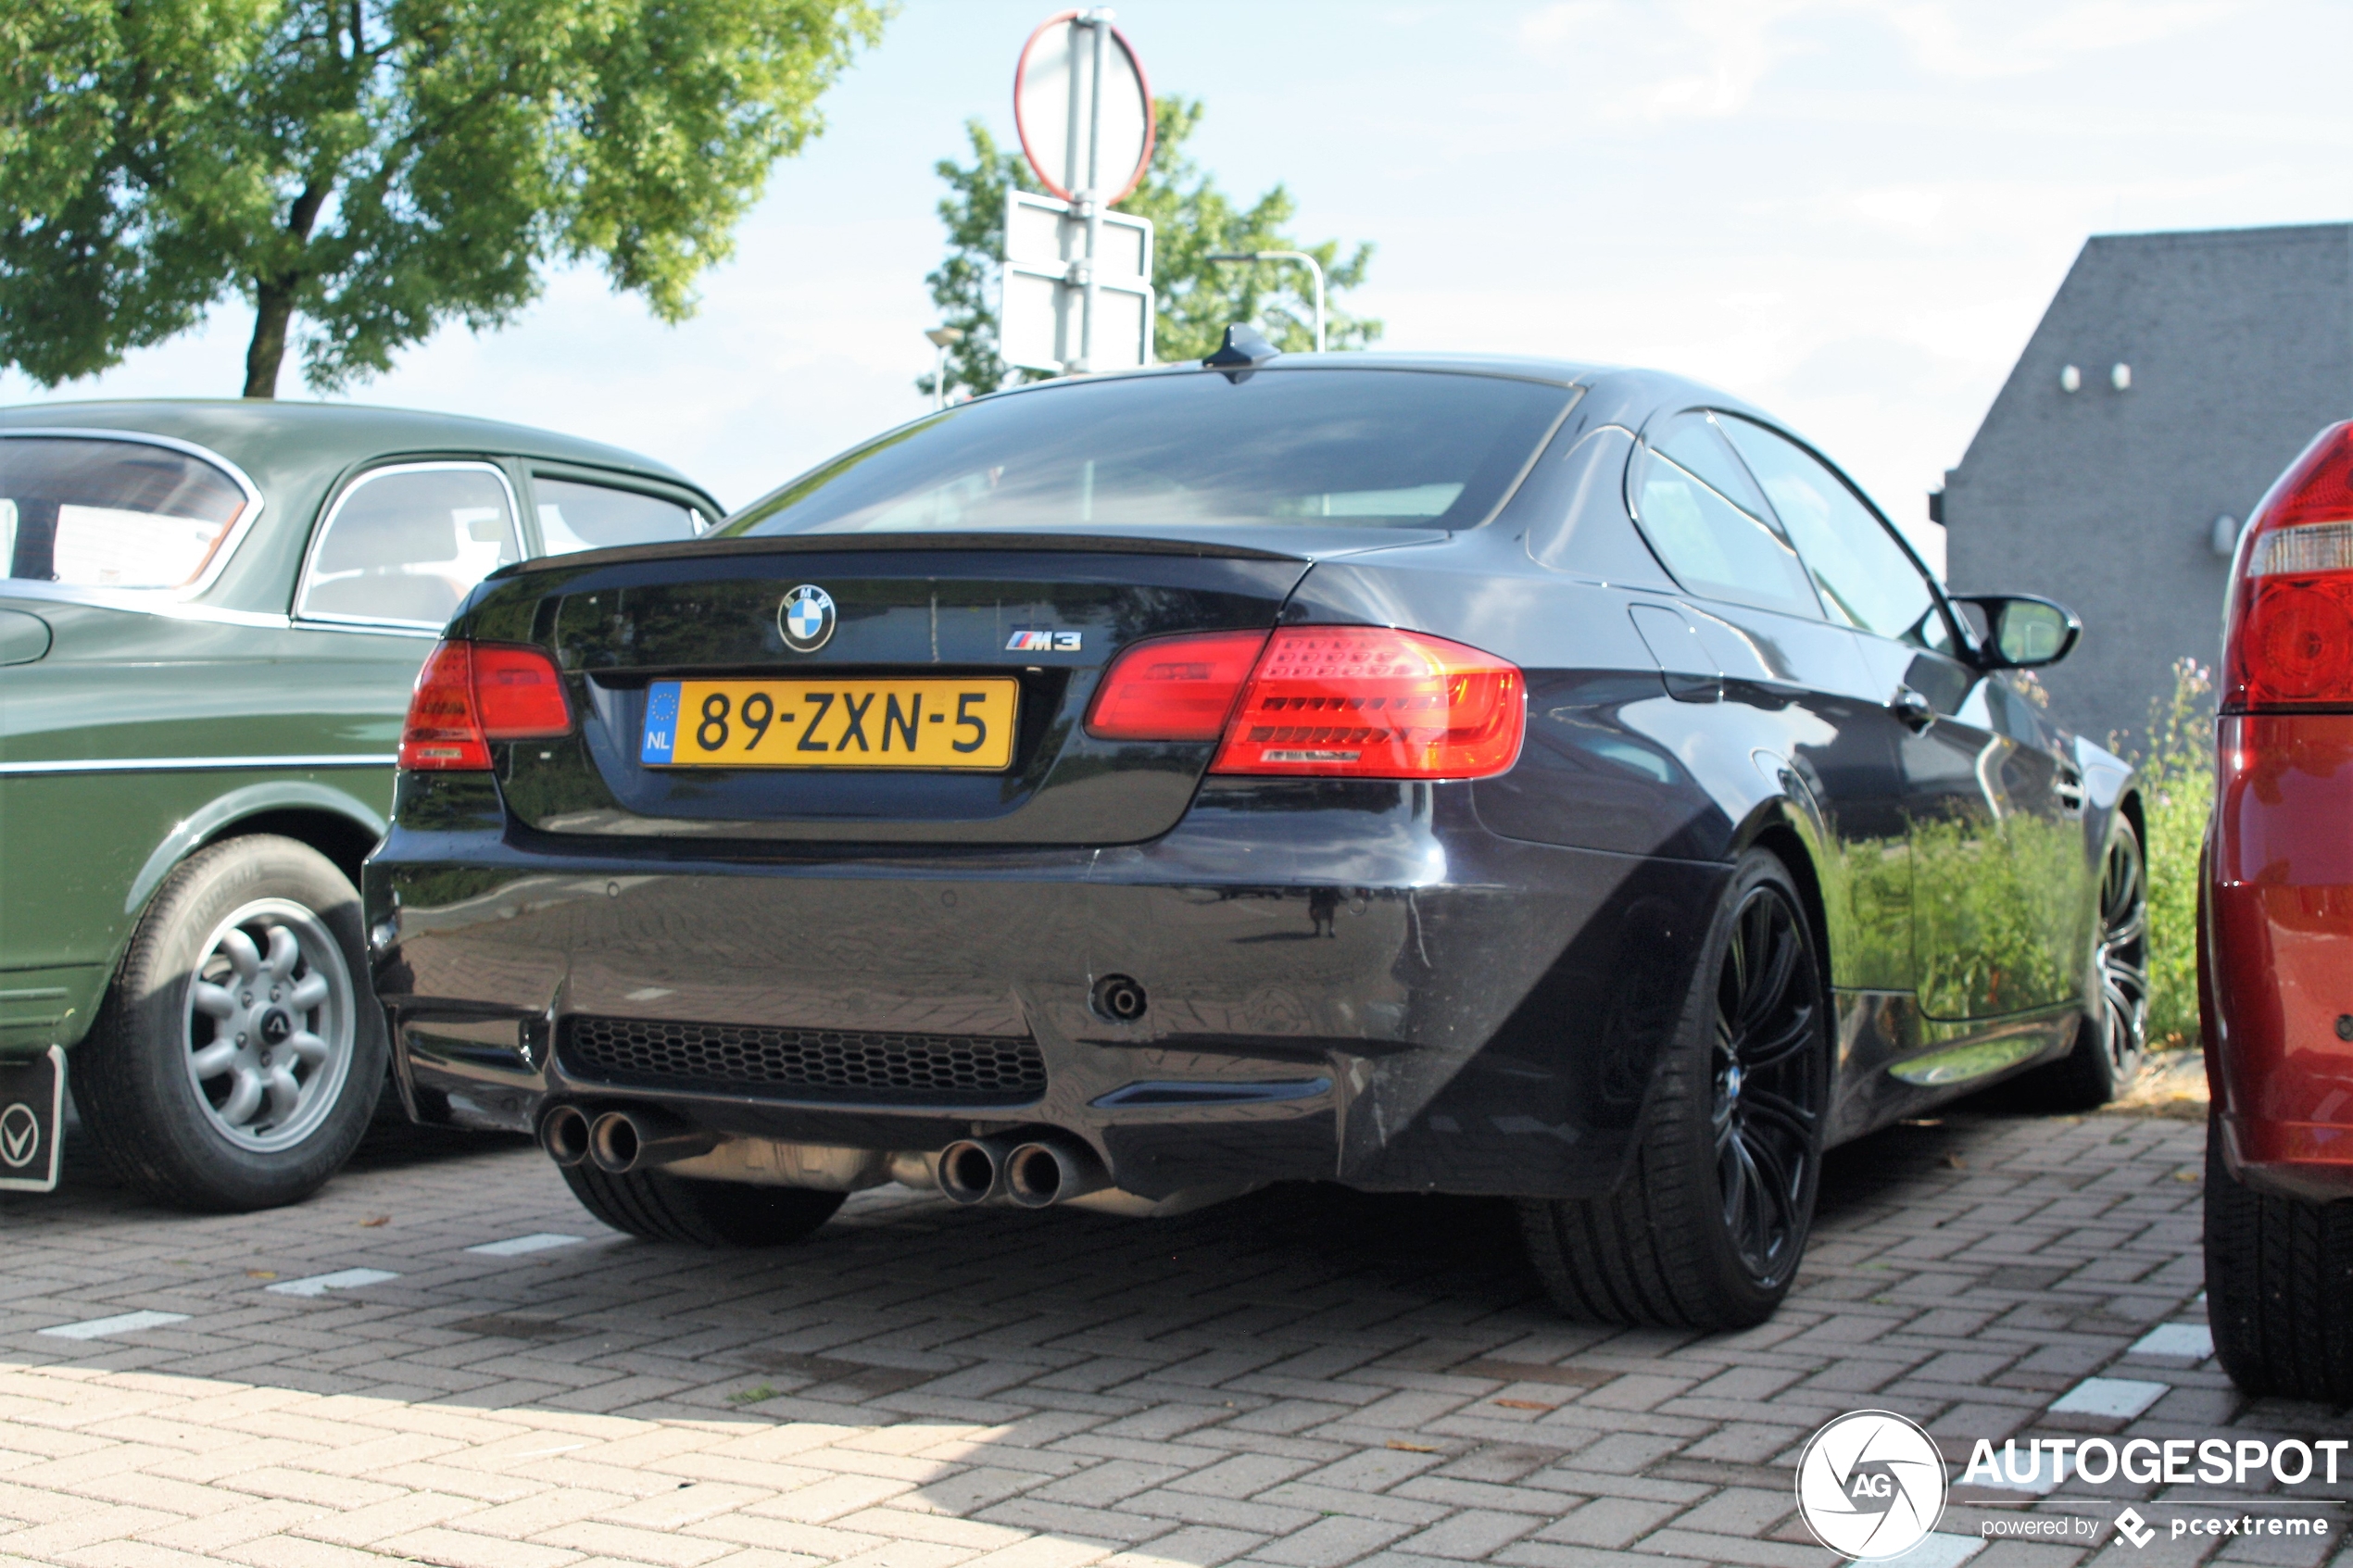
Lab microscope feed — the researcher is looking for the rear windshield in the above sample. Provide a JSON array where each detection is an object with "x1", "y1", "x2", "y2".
[
  {"x1": 721, "y1": 369, "x2": 1575, "y2": 537},
  {"x1": 2, "y1": 436, "x2": 249, "y2": 589}
]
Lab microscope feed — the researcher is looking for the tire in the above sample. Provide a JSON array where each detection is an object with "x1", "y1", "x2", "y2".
[
  {"x1": 75, "y1": 834, "x2": 384, "y2": 1211},
  {"x1": 2204, "y1": 1113, "x2": 2353, "y2": 1402},
  {"x1": 2024, "y1": 816, "x2": 2149, "y2": 1111},
  {"x1": 562, "y1": 1163, "x2": 846, "y2": 1246},
  {"x1": 1518, "y1": 847, "x2": 1831, "y2": 1330}
]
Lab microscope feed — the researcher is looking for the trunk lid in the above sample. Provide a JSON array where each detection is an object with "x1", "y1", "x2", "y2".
[{"x1": 466, "y1": 533, "x2": 1391, "y2": 846}]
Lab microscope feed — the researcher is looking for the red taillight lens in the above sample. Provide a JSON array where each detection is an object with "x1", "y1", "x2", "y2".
[
  {"x1": 472, "y1": 645, "x2": 573, "y2": 738},
  {"x1": 1086, "y1": 630, "x2": 1271, "y2": 741},
  {"x1": 398, "y1": 640, "x2": 572, "y2": 771},
  {"x1": 1210, "y1": 627, "x2": 1525, "y2": 780},
  {"x1": 2226, "y1": 422, "x2": 2353, "y2": 712}
]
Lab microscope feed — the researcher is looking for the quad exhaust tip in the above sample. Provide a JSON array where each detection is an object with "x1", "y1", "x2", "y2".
[
  {"x1": 536, "y1": 1105, "x2": 717, "y2": 1175},
  {"x1": 539, "y1": 1104, "x2": 591, "y2": 1168},
  {"x1": 938, "y1": 1134, "x2": 1108, "y2": 1208},
  {"x1": 937, "y1": 1135, "x2": 1016, "y2": 1205},
  {"x1": 1005, "y1": 1137, "x2": 1109, "y2": 1209}
]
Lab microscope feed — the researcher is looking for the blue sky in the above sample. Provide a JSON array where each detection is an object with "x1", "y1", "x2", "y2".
[{"x1": 8, "y1": 0, "x2": 2351, "y2": 572}]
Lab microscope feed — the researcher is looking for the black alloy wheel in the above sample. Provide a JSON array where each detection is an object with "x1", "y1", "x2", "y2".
[
  {"x1": 1520, "y1": 848, "x2": 1830, "y2": 1329},
  {"x1": 1711, "y1": 884, "x2": 1827, "y2": 1286},
  {"x1": 2029, "y1": 818, "x2": 2150, "y2": 1110}
]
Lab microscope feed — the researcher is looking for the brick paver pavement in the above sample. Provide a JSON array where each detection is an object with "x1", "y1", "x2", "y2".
[{"x1": 3, "y1": 1104, "x2": 2348, "y2": 1568}]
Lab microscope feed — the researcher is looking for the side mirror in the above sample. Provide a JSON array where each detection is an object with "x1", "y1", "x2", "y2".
[{"x1": 1951, "y1": 594, "x2": 2081, "y2": 670}]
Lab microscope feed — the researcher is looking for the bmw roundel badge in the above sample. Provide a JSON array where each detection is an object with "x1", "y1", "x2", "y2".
[{"x1": 778, "y1": 584, "x2": 836, "y2": 652}]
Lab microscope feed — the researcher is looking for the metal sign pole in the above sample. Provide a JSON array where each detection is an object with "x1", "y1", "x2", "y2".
[{"x1": 1076, "y1": 11, "x2": 1110, "y2": 372}]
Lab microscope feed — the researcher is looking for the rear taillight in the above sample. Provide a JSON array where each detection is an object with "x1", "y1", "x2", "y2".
[
  {"x1": 1210, "y1": 627, "x2": 1525, "y2": 780},
  {"x1": 1085, "y1": 630, "x2": 1271, "y2": 741},
  {"x1": 2224, "y1": 421, "x2": 2353, "y2": 712},
  {"x1": 398, "y1": 640, "x2": 573, "y2": 771}
]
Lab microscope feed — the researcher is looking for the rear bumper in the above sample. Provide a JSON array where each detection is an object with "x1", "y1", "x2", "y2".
[
  {"x1": 2204, "y1": 714, "x2": 2353, "y2": 1202},
  {"x1": 365, "y1": 774, "x2": 1723, "y2": 1201}
]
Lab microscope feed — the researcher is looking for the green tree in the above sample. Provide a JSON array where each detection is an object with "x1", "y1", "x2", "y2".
[
  {"x1": 0, "y1": 0, "x2": 885, "y2": 397},
  {"x1": 920, "y1": 95, "x2": 1377, "y2": 401}
]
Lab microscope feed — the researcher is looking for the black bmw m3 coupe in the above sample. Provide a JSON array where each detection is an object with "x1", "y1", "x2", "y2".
[{"x1": 366, "y1": 334, "x2": 2147, "y2": 1330}]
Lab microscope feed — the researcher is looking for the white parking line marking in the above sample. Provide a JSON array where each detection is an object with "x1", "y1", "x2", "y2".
[
  {"x1": 39, "y1": 1311, "x2": 190, "y2": 1340},
  {"x1": 2049, "y1": 1376, "x2": 2169, "y2": 1419},
  {"x1": 465, "y1": 1233, "x2": 586, "y2": 1258},
  {"x1": 2129, "y1": 1323, "x2": 2213, "y2": 1360},
  {"x1": 265, "y1": 1268, "x2": 399, "y2": 1297}
]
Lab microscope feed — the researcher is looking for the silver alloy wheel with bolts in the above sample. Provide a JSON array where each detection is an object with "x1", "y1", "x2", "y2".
[
  {"x1": 182, "y1": 898, "x2": 356, "y2": 1153},
  {"x1": 2092, "y1": 827, "x2": 2150, "y2": 1075},
  {"x1": 2021, "y1": 815, "x2": 2149, "y2": 1110}
]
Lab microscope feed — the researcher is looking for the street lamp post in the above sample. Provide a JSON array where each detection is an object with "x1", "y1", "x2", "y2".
[
  {"x1": 1206, "y1": 251, "x2": 1327, "y2": 353},
  {"x1": 925, "y1": 325, "x2": 965, "y2": 410}
]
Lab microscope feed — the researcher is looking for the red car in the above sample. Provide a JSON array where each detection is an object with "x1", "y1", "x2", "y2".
[{"x1": 2204, "y1": 419, "x2": 2353, "y2": 1402}]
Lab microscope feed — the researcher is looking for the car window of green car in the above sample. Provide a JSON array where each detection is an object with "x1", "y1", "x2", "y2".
[
  {"x1": 298, "y1": 462, "x2": 520, "y2": 629},
  {"x1": 534, "y1": 477, "x2": 704, "y2": 555},
  {"x1": 2, "y1": 436, "x2": 249, "y2": 591}
]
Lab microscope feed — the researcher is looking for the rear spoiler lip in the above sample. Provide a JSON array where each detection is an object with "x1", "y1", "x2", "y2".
[
  {"x1": 509, "y1": 530, "x2": 1327, "y2": 574},
  {"x1": 510, "y1": 531, "x2": 1467, "y2": 580}
]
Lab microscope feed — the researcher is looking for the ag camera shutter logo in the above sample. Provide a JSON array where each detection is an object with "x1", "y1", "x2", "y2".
[{"x1": 1795, "y1": 1410, "x2": 1948, "y2": 1561}]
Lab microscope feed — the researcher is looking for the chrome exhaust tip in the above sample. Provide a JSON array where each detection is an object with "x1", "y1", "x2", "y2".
[
  {"x1": 937, "y1": 1136, "x2": 1013, "y2": 1204},
  {"x1": 1005, "y1": 1137, "x2": 1109, "y2": 1209},
  {"x1": 586, "y1": 1108, "x2": 715, "y2": 1175},
  {"x1": 539, "y1": 1104, "x2": 591, "y2": 1168},
  {"x1": 588, "y1": 1110, "x2": 643, "y2": 1173}
]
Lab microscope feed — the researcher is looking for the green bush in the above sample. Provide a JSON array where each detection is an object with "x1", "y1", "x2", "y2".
[{"x1": 2131, "y1": 658, "x2": 2213, "y2": 1048}]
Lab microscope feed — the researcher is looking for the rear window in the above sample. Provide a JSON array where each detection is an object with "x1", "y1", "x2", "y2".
[
  {"x1": 722, "y1": 369, "x2": 1575, "y2": 537},
  {"x1": 1, "y1": 436, "x2": 249, "y2": 590}
]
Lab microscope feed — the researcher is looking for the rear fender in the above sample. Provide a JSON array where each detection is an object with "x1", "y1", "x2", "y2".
[{"x1": 127, "y1": 781, "x2": 386, "y2": 917}]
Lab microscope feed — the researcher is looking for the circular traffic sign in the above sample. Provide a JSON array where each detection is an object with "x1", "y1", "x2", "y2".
[{"x1": 1013, "y1": 11, "x2": 1155, "y2": 205}]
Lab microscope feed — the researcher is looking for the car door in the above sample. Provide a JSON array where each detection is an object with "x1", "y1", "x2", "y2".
[
  {"x1": 0, "y1": 432, "x2": 283, "y2": 1051},
  {"x1": 1717, "y1": 415, "x2": 2088, "y2": 1022},
  {"x1": 1621, "y1": 411, "x2": 1915, "y2": 994}
]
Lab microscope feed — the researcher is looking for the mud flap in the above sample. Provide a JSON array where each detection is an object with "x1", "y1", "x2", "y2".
[{"x1": 0, "y1": 1046, "x2": 64, "y2": 1193}]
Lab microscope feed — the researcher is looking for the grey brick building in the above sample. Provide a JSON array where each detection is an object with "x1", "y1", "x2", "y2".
[{"x1": 1940, "y1": 221, "x2": 2353, "y2": 751}]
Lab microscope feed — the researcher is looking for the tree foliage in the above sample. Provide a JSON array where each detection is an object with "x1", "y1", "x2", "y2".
[
  {"x1": 0, "y1": 0, "x2": 884, "y2": 396},
  {"x1": 921, "y1": 95, "x2": 1377, "y2": 401}
]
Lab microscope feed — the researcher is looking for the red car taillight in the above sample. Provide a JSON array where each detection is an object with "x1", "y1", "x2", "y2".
[
  {"x1": 2223, "y1": 421, "x2": 2353, "y2": 712},
  {"x1": 1212, "y1": 626, "x2": 1525, "y2": 780},
  {"x1": 398, "y1": 640, "x2": 573, "y2": 771},
  {"x1": 1085, "y1": 630, "x2": 1271, "y2": 741},
  {"x1": 1087, "y1": 625, "x2": 1527, "y2": 780}
]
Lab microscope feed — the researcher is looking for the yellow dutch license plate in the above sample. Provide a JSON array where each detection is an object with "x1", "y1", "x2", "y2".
[{"x1": 640, "y1": 678, "x2": 1019, "y2": 770}]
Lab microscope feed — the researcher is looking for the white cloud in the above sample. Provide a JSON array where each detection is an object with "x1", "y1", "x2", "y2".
[
  {"x1": 1878, "y1": 0, "x2": 2243, "y2": 79},
  {"x1": 1516, "y1": 0, "x2": 1819, "y2": 121}
]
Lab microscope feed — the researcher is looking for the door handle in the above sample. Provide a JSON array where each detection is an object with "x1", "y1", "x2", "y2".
[
  {"x1": 2055, "y1": 768, "x2": 2086, "y2": 813},
  {"x1": 1890, "y1": 685, "x2": 1935, "y2": 730}
]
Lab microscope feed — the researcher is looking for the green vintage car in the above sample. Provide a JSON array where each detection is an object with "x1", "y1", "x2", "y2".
[{"x1": 0, "y1": 401, "x2": 719, "y2": 1210}]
